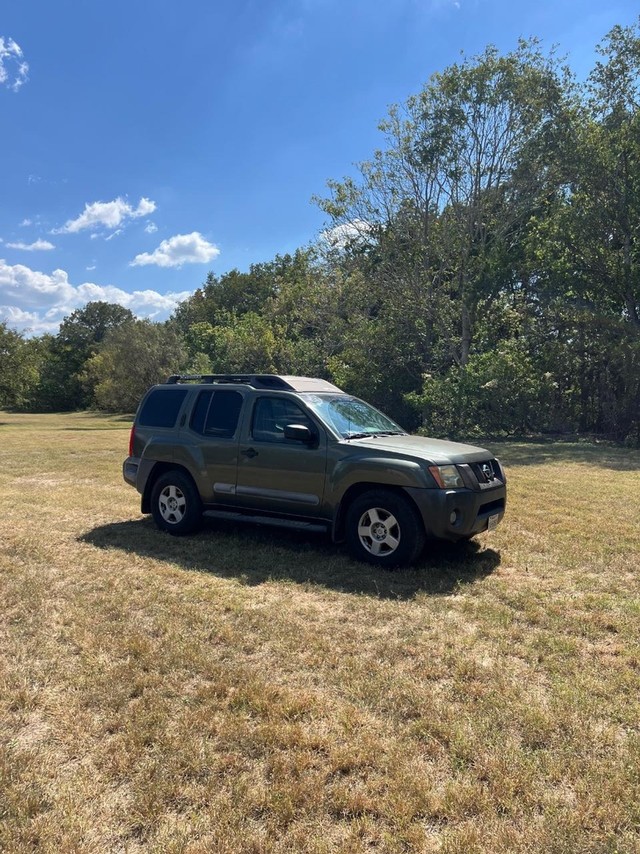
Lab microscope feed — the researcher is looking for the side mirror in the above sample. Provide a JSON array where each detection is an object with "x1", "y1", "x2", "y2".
[{"x1": 284, "y1": 423, "x2": 315, "y2": 444}]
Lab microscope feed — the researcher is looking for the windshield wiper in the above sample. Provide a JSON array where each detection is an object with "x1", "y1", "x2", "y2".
[{"x1": 344, "y1": 430, "x2": 407, "y2": 440}]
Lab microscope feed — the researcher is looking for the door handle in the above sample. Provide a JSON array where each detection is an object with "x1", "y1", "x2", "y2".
[{"x1": 241, "y1": 447, "x2": 259, "y2": 459}]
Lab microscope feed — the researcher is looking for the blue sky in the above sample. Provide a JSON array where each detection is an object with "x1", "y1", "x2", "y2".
[{"x1": 1, "y1": 0, "x2": 638, "y2": 335}]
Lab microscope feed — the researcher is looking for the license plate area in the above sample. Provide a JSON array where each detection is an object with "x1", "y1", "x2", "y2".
[{"x1": 487, "y1": 513, "x2": 499, "y2": 532}]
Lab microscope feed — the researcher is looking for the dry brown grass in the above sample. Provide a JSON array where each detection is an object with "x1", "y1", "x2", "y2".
[{"x1": 1, "y1": 411, "x2": 639, "y2": 853}]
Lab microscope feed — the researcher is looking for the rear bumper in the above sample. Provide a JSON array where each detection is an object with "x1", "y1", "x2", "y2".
[
  {"x1": 404, "y1": 483, "x2": 506, "y2": 541},
  {"x1": 123, "y1": 456, "x2": 140, "y2": 489}
]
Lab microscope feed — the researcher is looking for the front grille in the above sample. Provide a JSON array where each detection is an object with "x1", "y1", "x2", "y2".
[{"x1": 470, "y1": 459, "x2": 501, "y2": 485}]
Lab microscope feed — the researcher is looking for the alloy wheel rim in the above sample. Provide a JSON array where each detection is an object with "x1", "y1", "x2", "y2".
[
  {"x1": 357, "y1": 507, "x2": 400, "y2": 556},
  {"x1": 159, "y1": 485, "x2": 186, "y2": 524}
]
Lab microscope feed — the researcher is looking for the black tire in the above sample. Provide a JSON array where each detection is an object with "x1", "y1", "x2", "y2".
[
  {"x1": 150, "y1": 470, "x2": 203, "y2": 536},
  {"x1": 345, "y1": 489, "x2": 425, "y2": 568}
]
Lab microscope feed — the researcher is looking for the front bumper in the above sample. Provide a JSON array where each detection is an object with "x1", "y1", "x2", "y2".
[{"x1": 404, "y1": 483, "x2": 506, "y2": 541}]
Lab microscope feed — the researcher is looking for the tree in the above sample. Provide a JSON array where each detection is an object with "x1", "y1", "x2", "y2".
[
  {"x1": 314, "y1": 41, "x2": 573, "y2": 427},
  {"x1": 35, "y1": 302, "x2": 135, "y2": 410},
  {"x1": 317, "y1": 40, "x2": 570, "y2": 370},
  {"x1": 177, "y1": 249, "x2": 348, "y2": 380},
  {"x1": 182, "y1": 313, "x2": 292, "y2": 375},
  {"x1": 84, "y1": 320, "x2": 186, "y2": 412},
  {"x1": 171, "y1": 256, "x2": 298, "y2": 333},
  {"x1": 0, "y1": 322, "x2": 41, "y2": 410},
  {"x1": 526, "y1": 19, "x2": 640, "y2": 441}
]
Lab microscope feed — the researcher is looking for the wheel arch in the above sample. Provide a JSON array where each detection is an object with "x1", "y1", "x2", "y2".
[
  {"x1": 141, "y1": 461, "x2": 199, "y2": 514},
  {"x1": 332, "y1": 482, "x2": 424, "y2": 543}
]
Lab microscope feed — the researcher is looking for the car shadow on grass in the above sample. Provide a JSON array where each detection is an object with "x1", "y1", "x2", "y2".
[{"x1": 80, "y1": 517, "x2": 500, "y2": 600}]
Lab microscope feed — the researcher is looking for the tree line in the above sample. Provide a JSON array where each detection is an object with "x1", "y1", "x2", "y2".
[{"x1": 1, "y1": 20, "x2": 639, "y2": 444}]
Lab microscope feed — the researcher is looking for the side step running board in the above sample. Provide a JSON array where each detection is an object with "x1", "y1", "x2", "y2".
[{"x1": 203, "y1": 509, "x2": 328, "y2": 533}]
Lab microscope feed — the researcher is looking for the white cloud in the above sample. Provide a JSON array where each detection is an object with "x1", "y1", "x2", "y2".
[
  {"x1": 20, "y1": 218, "x2": 32, "y2": 227},
  {"x1": 130, "y1": 232, "x2": 220, "y2": 269},
  {"x1": 0, "y1": 36, "x2": 29, "y2": 92},
  {"x1": 0, "y1": 305, "x2": 50, "y2": 331},
  {"x1": 135, "y1": 198, "x2": 156, "y2": 217},
  {"x1": 321, "y1": 218, "x2": 373, "y2": 249},
  {"x1": 6, "y1": 239, "x2": 55, "y2": 251},
  {"x1": 144, "y1": 222, "x2": 158, "y2": 234},
  {"x1": 104, "y1": 229, "x2": 122, "y2": 241},
  {"x1": 54, "y1": 196, "x2": 157, "y2": 235},
  {"x1": 0, "y1": 258, "x2": 192, "y2": 334}
]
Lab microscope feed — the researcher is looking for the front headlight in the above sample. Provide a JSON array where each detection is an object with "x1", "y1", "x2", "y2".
[{"x1": 428, "y1": 464, "x2": 464, "y2": 489}]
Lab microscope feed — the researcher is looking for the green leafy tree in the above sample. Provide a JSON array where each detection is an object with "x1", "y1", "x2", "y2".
[
  {"x1": 35, "y1": 302, "x2": 135, "y2": 410},
  {"x1": 177, "y1": 248, "x2": 348, "y2": 380},
  {"x1": 526, "y1": 19, "x2": 640, "y2": 440},
  {"x1": 85, "y1": 320, "x2": 186, "y2": 412},
  {"x1": 317, "y1": 39, "x2": 570, "y2": 371},
  {"x1": 408, "y1": 339, "x2": 558, "y2": 438},
  {"x1": 183, "y1": 313, "x2": 293, "y2": 375},
  {"x1": 171, "y1": 255, "x2": 306, "y2": 333},
  {"x1": 0, "y1": 322, "x2": 42, "y2": 410}
]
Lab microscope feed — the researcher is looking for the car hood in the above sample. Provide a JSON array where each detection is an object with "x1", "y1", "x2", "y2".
[{"x1": 347, "y1": 434, "x2": 493, "y2": 465}]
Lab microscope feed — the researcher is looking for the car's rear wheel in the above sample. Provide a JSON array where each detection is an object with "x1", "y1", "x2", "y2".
[
  {"x1": 345, "y1": 489, "x2": 425, "y2": 567},
  {"x1": 151, "y1": 470, "x2": 202, "y2": 535}
]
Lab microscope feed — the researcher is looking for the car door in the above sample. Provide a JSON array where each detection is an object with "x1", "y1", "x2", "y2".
[
  {"x1": 184, "y1": 388, "x2": 244, "y2": 504},
  {"x1": 235, "y1": 395, "x2": 327, "y2": 517}
]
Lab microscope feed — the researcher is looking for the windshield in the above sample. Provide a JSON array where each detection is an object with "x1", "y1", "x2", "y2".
[{"x1": 300, "y1": 394, "x2": 406, "y2": 440}]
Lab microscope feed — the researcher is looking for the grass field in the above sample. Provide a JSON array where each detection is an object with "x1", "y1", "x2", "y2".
[{"x1": 1, "y1": 411, "x2": 639, "y2": 853}]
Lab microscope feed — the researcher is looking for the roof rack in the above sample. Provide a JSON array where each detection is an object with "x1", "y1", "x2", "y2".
[
  {"x1": 164, "y1": 374, "x2": 344, "y2": 393},
  {"x1": 165, "y1": 374, "x2": 295, "y2": 390}
]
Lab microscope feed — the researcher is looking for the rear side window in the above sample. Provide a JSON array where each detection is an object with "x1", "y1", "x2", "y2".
[
  {"x1": 138, "y1": 389, "x2": 188, "y2": 428},
  {"x1": 190, "y1": 390, "x2": 243, "y2": 438}
]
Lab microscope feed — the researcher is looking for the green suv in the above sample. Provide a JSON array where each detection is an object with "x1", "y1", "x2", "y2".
[{"x1": 123, "y1": 374, "x2": 506, "y2": 567}]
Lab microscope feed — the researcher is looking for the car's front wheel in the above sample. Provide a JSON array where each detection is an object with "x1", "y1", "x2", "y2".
[
  {"x1": 150, "y1": 470, "x2": 202, "y2": 535},
  {"x1": 345, "y1": 489, "x2": 425, "y2": 567}
]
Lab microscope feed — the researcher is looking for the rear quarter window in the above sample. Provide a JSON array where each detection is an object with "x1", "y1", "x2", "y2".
[
  {"x1": 138, "y1": 388, "x2": 188, "y2": 428},
  {"x1": 190, "y1": 389, "x2": 243, "y2": 437}
]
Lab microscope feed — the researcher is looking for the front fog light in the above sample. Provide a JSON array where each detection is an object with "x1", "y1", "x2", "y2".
[
  {"x1": 429, "y1": 464, "x2": 464, "y2": 489},
  {"x1": 449, "y1": 510, "x2": 459, "y2": 524}
]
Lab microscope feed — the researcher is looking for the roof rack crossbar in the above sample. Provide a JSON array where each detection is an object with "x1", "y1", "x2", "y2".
[{"x1": 164, "y1": 374, "x2": 295, "y2": 390}]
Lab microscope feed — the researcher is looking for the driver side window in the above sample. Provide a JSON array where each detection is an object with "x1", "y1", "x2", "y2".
[{"x1": 251, "y1": 397, "x2": 315, "y2": 443}]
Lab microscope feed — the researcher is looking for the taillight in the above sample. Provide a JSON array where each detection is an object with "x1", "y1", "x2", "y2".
[{"x1": 128, "y1": 424, "x2": 136, "y2": 457}]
